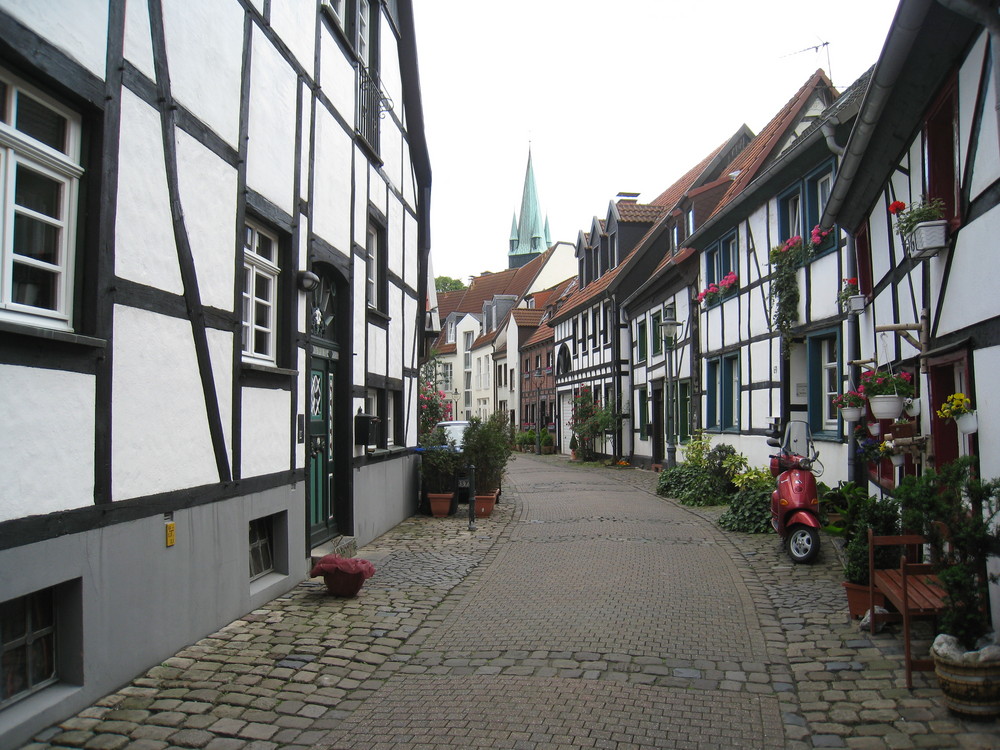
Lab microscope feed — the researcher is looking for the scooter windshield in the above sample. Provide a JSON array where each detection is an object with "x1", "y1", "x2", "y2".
[{"x1": 782, "y1": 420, "x2": 813, "y2": 457}]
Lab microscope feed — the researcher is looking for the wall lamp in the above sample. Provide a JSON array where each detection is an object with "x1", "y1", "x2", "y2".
[{"x1": 297, "y1": 270, "x2": 320, "y2": 292}]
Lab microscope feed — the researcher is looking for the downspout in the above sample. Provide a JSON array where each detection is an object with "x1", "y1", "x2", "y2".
[
  {"x1": 821, "y1": 116, "x2": 845, "y2": 156},
  {"x1": 845, "y1": 235, "x2": 864, "y2": 486},
  {"x1": 613, "y1": 293, "x2": 626, "y2": 461},
  {"x1": 619, "y1": 295, "x2": 632, "y2": 463}
]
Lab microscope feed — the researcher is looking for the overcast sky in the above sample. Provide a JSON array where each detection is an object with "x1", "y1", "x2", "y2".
[{"x1": 412, "y1": 1, "x2": 902, "y2": 285}]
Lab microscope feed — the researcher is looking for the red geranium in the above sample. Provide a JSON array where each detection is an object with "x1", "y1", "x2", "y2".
[{"x1": 888, "y1": 200, "x2": 906, "y2": 215}]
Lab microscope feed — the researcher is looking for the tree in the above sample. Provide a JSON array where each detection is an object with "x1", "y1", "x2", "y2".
[
  {"x1": 569, "y1": 387, "x2": 621, "y2": 461},
  {"x1": 435, "y1": 275, "x2": 467, "y2": 292}
]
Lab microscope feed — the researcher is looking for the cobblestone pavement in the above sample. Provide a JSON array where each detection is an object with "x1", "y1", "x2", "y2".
[{"x1": 20, "y1": 454, "x2": 1000, "y2": 750}]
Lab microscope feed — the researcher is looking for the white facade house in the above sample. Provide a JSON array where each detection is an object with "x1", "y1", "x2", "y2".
[
  {"x1": 820, "y1": 0, "x2": 1000, "y2": 632},
  {"x1": 0, "y1": 0, "x2": 431, "y2": 744}
]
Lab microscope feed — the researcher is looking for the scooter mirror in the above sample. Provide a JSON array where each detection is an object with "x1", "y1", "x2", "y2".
[{"x1": 766, "y1": 437, "x2": 781, "y2": 447}]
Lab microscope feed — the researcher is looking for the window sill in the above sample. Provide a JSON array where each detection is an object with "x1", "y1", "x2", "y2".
[
  {"x1": 241, "y1": 361, "x2": 296, "y2": 378},
  {"x1": 366, "y1": 307, "x2": 390, "y2": 327},
  {"x1": 0, "y1": 319, "x2": 106, "y2": 349}
]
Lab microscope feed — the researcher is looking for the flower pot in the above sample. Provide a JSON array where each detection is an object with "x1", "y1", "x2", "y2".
[
  {"x1": 933, "y1": 645, "x2": 1000, "y2": 718},
  {"x1": 868, "y1": 421, "x2": 881, "y2": 437},
  {"x1": 474, "y1": 492, "x2": 497, "y2": 518},
  {"x1": 956, "y1": 412, "x2": 978, "y2": 435},
  {"x1": 890, "y1": 453, "x2": 906, "y2": 467},
  {"x1": 890, "y1": 421, "x2": 916, "y2": 439},
  {"x1": 846, "y1": 294, "x2": 866, "y2": 314},
  {"x1": 904, "y1": 398, "x2": 921, "y2": 417},
  {"x1": 840, "y1": 406, "x2": 863, "y2": 422},
  {"x1": 427, "y1": 492, "x2": 454, "y2": 517},
  {"x1": 906, "y1": 220, "x2": 949, "y2": 260},
  {"x1": 842, "y1": 581, "x2": 884, "y2": 620},
  {"x1": 868, "y1": 394, "x2": 905, "y2": 420},
  {"x1": 321, "y1": 570, "x2": 368, "y2": 597}
]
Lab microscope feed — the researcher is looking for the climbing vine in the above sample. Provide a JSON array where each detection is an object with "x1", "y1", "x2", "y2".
[{"x1": 768, "y1": 225, "x2": 831, "y2": 356}]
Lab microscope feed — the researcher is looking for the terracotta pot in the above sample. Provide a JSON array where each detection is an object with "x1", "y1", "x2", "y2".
[
  {"x1": 474, "y1": 492, "x2": 497, "y2": 518},
  {"x1": 842, "y1": 581, "x2": 884, "y2": 619},
  {"x1": 427, "y1": 492, "x2": 454, "y2": 518},
  {"x1": 934, "y1": 650, "x2": 1000, "y2": 718}
]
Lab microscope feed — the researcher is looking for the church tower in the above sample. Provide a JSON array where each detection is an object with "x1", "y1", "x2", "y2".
[{"x1": 508, "y1": 149, "x2": 551, "y2": 268}]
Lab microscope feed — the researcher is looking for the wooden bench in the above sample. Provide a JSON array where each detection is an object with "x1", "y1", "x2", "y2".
[{"x1": 867, "y1": 529, "x2": 947, "y2": 688}]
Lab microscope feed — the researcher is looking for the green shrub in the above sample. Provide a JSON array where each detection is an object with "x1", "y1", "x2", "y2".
[
  {"x1": 718, "y1": 468, "x2": 772, "y2": 533},
  {"x1": 656, "y1": 463, "x2": 730, "y2": 506}
]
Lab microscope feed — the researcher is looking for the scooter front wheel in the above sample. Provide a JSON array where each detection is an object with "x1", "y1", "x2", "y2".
[{"x1": 787, "y1": 526, "x2": 820, "y2": 564}]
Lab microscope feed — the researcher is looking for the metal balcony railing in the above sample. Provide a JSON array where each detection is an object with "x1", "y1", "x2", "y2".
[{"x1": 356, "y1": 64, "x2": 393, "y2": 153}]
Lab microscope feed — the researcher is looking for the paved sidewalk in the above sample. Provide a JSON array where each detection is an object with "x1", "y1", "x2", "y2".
[{"x1": 20, "y1": 454, "x2": 1000, "y2": 749}]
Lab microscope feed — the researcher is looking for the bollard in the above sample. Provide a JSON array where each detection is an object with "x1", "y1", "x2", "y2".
[{"x1": 467, "y1": 463, "x2": 476, "y2": 531}]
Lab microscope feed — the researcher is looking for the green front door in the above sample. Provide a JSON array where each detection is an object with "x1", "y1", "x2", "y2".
[{"x1": 308, "y1": 360, "x2": 336, "y2": 546}]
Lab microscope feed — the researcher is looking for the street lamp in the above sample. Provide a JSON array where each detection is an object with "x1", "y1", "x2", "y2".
[
  {"x1": 660, "y1": 311, "x2": 680, "y2": 469},
  {"x1": 534, "y1": 367, "x2": 542, "y2": 454}
]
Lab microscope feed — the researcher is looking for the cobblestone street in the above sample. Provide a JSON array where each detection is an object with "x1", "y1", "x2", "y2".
[{"x1": 21, "y1": 454, "x2": 1000, "y2": 750}]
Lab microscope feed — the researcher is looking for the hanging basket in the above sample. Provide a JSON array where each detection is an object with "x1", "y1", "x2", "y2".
[
  {"x1": 840, "y1": 406, "x2": 863, "y2": 422},
  {"x1": 956, "y1": 412, "x2": 979, "y2": 435},
  {"x1": 890, "y1": 453, "x2": 906, "y2": 467},
  {"x1": 868, "y1": 394, "x2": 905, "y2": 420},
  {"x1": 904, "y1": 398, "x2": 921, "y2": 417},
  {"x1": 868, "y1": 421, "x2": 881, "y2": 437}
]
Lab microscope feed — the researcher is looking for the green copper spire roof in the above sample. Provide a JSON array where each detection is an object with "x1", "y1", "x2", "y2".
[{"x1": 509, "y1": 149, "x2": 551, "y2": 264}]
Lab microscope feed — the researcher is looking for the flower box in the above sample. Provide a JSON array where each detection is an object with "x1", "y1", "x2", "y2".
[{"x1": 905, "y1": 220, "x2": 948, "y2": 260}]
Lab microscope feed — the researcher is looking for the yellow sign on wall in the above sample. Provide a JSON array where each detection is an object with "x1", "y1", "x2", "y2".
[{"x1": 165, "y1": 522, "x2": 176, "y2": 547}]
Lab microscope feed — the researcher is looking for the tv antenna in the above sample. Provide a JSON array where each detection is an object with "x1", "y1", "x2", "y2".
[{"x1": 782, "y1": 39, "x2": 832, "y2": 82}]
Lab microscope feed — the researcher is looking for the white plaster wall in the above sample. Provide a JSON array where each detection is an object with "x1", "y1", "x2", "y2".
[
  {"x1": 938, "y1": 204, "x2": 1000, "y2": 336},
  {"x1": 367, "y1": 322, "x2": 387, "y2": 376},
  {"x1": 352, "y1": 273, "x2": 367, "y2": 385},
  {"x1": 123, "y1": 0, "x2": 155, "y2": 80},
  {"x1": 370, "y1": 164, "x2": 388, "y2": 218},
  {"x1": 749, "y1": 339, "x2": 772, "y2": 384},
  {"x1": 319, "y1": 28, "x2": 355, "y2": 122},
  {"x1": 381, "y1": 119, "x2": 403, "y2": 197},
  {"x1": 388, "y1": 198, "x2": 403, "y2": 278},
  {"x1": 115, "y1": 89, "x2": 183, "y2": 294},
  {"x1": 175, "y1": 128, "x2": 238, "y2": 310},
  {"x1": 298, "y1": 80, "x2": 312, "y2": 202},
  {"x1": 0, "y1": 366, "x2": 94, "y2": 521},
  {"x1": 247, "y1": 27, "x2": 297, "y2": 215},
  {"x1": 313, "y1": 107, "x2": 353, "y2": 252},
  {"x1": 354, "y1": 161, "x2": 369, "y2": 247},
  {"x1": 404, "y1": 211, "x2": 418, "y2": 290},
  {"x1": 750, "y1": 389, "x2": 773, "y2": 431},
  {"x1": 808, "y1": 251, "x2": 840, "y2": 322},
  {"x1": 400, "y1": 294, "x2": 417, "y2": 379},
  {"x1": 0, "y1": 0, "x2": 108, "y2": 79},
  {"x1": 379, "y1": 15, "x2": 401, "y2": 119},
  {"x1": 112, "y1": 306, "x2": 218, "y2": 499},
  {"x1": 162, "y1": 0, "x2": 243, "y2": 146},
  {"x1": 529, "y1": 243, "x2": 577, "y2": 293},
  {"x1": 241, "y1": 387, "x2": 291, "y2": 477},
  {"x1": 388, "y1": 290, "x2": 403, "y2": 379},
  {"x1": 268, "y1": 0, "x2": 315, "y2": 72},
  {"x1": 402, "y1": 140, "x2": 416, "y2": 208},
  {"x1": 207, "y1": 328, "x2": 233, "y2": 460}
]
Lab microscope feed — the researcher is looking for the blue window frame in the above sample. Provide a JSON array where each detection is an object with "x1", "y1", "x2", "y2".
[
  {"x1": 807, "y1": 330, "x2": 841, "y2": 437},
  {"x1": 779, "y1": 187, "x2": 802, "y2": 242},
  {"x1": 706, "y1": 354, "x2": 739, "y2": 430}
]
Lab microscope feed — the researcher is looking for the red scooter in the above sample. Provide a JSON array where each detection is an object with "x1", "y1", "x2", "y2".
[{"x1": 768, "y1": 420, "x2": 823, "y2": 563}]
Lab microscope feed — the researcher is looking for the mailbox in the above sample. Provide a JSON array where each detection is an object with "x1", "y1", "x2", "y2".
[{"x1": 354, "y1": 412, "x2": 382, "y2": 446}]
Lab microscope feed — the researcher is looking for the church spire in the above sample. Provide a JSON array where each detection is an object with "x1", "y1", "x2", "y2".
[{"x1": 508, "y1": 147, "x2": 549, "y2": 268}]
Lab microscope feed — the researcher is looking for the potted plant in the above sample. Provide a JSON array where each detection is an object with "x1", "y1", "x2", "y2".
[
  {"x1": 859, "y1": 368, "x2": 914, "y2": 420},
  {"x1": 832, "y1": 390, "x2": 866, "y2": 422},
  {"x1": 310, "y1": 554, "x2": 375, "y2": 597},
  {"x1": 462, "y1": 412, "x2": 512, "y2": 517},
  {"x1": 569, "y1": 433, "x2": 578, "y2": 460},
  {"x1": 419, "y1": 427, "x2": 460, "y2": 517},
  {"x1": 936, "y1": 392, "x2": 978, "y2": 435},
  {"x1": 540, "y1": 428, "x2": 554, "y2": 454},
  {"x1": 824, "y1": 483, "x2": 899, "y2": 617},
  {"x1": 837, "y1": 277, "x2": 865, "y2": 314},
  {"x1": 897, "y1": 457, "x2": 1000, "y2": 717},
  {"x1": 889, "y1": 198, "x2": 947, "y2": 260}
]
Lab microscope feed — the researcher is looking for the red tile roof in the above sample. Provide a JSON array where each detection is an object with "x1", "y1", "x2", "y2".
[
  {"x1": 616, "y1": 200, "x2": 669, "y2": 223},
  {"x1": 710, "y1": 69, "x2": 836, "y2": 219}
]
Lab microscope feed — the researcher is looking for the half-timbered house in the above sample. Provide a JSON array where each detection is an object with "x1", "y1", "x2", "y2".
[
  {"x1": 820, "y1": 0, "x2": 1000, "y2": 629},
  {"x1": 0, "y1": 1, "x2": 430, "y2": 742}
]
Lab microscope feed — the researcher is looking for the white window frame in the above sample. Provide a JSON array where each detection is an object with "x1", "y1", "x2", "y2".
[
  {"x1": 321, "y1": 0, "x2": 346, "y2": 29},
  {"x1": 386, "y1": 391, "x2": 395, "y2": 447},
  {"x1": 822, "y1": 337, "x2": 838, "y2": 430},
  {"x1": 446, "y1": 318, "x2": 455, "y2": 343},
  {"x1": 242, "y1": 220, "x2": 280, "y2": 364},
  {"x1": 357, "y1": 0, "x2": 371, "y2": 66},
  {"x1": 0, "y1": 69, "x2": 83, "y2": 331},
  {"x1": 365, "y1": 223, "x2": 377, "y2": 309},
  {"x1": 441, "y1": 362, "x2": 453, "y2": 392}
]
